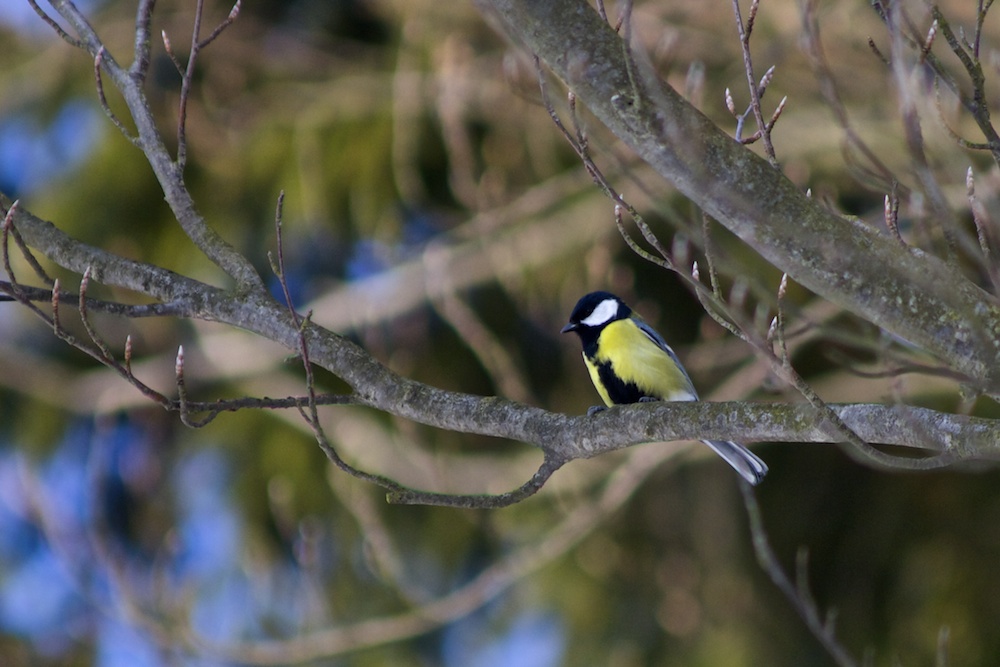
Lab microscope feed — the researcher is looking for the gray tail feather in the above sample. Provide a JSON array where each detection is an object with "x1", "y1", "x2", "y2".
[{"x1": 700, "y1": 440, "x2": 768, "y2": 485}]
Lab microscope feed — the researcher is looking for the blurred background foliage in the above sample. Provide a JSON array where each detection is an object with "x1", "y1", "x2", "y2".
[{"x1": 3, "y1": 0, "x2": 1000, "y2": 665}]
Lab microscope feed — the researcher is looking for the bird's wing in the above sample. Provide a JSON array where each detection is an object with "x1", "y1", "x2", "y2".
[{"x1": 633, "y1": 317, "x2": 698, "y2": 398}]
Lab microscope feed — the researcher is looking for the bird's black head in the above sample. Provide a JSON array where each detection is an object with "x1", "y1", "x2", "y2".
[{"x1": 560, "y1": 291, "x2": 631, "y2": 344}]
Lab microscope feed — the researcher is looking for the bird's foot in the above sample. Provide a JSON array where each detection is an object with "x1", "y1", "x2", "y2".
[
  {"x1": 638, "y1": 396, "x2": 662, "y2": 403},
  {"x1": 586, "y1": 405, "x2": 607, "y2": 417}
]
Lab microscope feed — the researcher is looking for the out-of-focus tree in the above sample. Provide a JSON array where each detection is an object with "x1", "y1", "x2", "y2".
[{"x1": 2, "y1": 0, "x2": 1000, "y2": 665}]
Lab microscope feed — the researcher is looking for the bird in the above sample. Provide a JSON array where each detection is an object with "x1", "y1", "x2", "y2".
[{"x1": 561, "y1": 291, "x2": 768, "y2": 485}]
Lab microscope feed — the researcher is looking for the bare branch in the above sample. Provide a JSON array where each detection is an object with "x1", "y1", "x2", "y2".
[{"x1": 45, "y1": 0, "x2": 263, "y2": 287}]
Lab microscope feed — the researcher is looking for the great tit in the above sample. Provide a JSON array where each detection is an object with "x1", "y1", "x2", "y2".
[{"x1": 561, "y1": 291, "x2": 767, "y2": 485}]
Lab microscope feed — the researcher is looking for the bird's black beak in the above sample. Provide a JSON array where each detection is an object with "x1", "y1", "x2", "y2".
[{"x1": 560, "y1": 323, "x2": 577, "y2": 334}]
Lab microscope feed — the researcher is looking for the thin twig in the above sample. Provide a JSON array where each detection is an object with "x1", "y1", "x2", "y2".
[
  {"x1": 0, "y1": 282, "x2": 191, "y2": 317},
  {"x1": 27, "y1": 0, "x2": 84, "y2": 48},
  {"x1": 77, "y1": 268, "x2": 117, "y2": 364},
  {"x1": 124, "y1": 334, "x2": 133, "y2": 376},
  {"x1": 10, "y1": 260, "x2": 176, "y2": 410},
  {"x1": 701, "y1": 212, "x2": 723, "y2": 298},
  {"x1": 175, "y1": 345, "x2": 195, "y2": 426},
  {"x1": 920, "y1": 19, "x2": 939, "y2": 63},
  {"x1": 175, "y1": 0, "x2": 241, "y2": 171},
  {"x1": 94, "y1": 47, "x2": 140, "y2": 145},
  {"x1": 731, "y1": 0, "x2": 778, "y2": 163},
  {"x1": 617, "y1": 0, "x2": 642, "y2": 110},
  {"x1": 1, "y1": 201, "x2": 24, "y2": 302},
  {"x1": 884, "y1": 188, "x2": 905, "y2": 245},
  {"x1": 161, "y1": 30, "x2": 185, "y2": 74},
  {"x1": 198, "y1": 0, "x2": 241, "y2": 49},
  {"x1": 386, "y1": 456, "x2": 565, "y2": 508},
  {"x1": 175, "y1": 0, "x2": 206, "y2": 172},
  {"x1": 1, "y1": 201, "x2": 52, "y2": 284},
  {"x1": 269, "y1": 191, "x2": 295, "y2": 316},
  {"x1": 51, "y1": 279, "x2": 62, "y2": 335},
  {"x1": 740, "y1": 482, "x2": 859, "y2": 667},
  {"x1": 595, "y1": 0, "x2": 609, "y2": 22},
  {"x1": 974, "y1": 0, "x2": 995, "y2": 59},
  {"x1": 931, "y1": 78, "x2": 992, "y2": 151},
  {"x1": 772, "y1": 273, "x2": 790, "y2": 364},
  {"x1": 966, "y1": 167, "x2": 1000, "y2": 293}
]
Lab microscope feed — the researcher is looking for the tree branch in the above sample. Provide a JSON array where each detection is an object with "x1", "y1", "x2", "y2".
[
  {"x1": 4, "y1": 195, "x2": 999, "y2": 479},
  {"x1": 47, "y1": 0, "x2": 262, "y2": 288}
]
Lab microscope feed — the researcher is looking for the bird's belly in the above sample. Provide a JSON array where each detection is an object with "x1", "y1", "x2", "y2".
[{"x1": 585, "y1": 354, "x2": 696, "y2": 405}]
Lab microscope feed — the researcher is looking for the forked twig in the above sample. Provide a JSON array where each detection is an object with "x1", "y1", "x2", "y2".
[
  {"x1": 730, "y1": 0, "x2": 779, "y2": 163},
  {"x1": 172, "y1": 0, "x2": 242, "y2": 171}
]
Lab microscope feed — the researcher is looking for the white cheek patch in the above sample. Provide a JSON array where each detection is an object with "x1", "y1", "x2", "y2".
[{"x1": 581, "y1": 298, "x2": 619, "y2": 326}]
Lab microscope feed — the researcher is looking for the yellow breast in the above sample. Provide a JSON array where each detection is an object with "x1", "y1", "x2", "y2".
[{"x1": 589, "y1": 319, "x2": 696, "y2": 403}]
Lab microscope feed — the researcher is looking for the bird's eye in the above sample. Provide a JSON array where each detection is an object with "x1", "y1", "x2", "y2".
[{"x1": 581, "y1": 298, "x2": 619, "y2": 326}]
